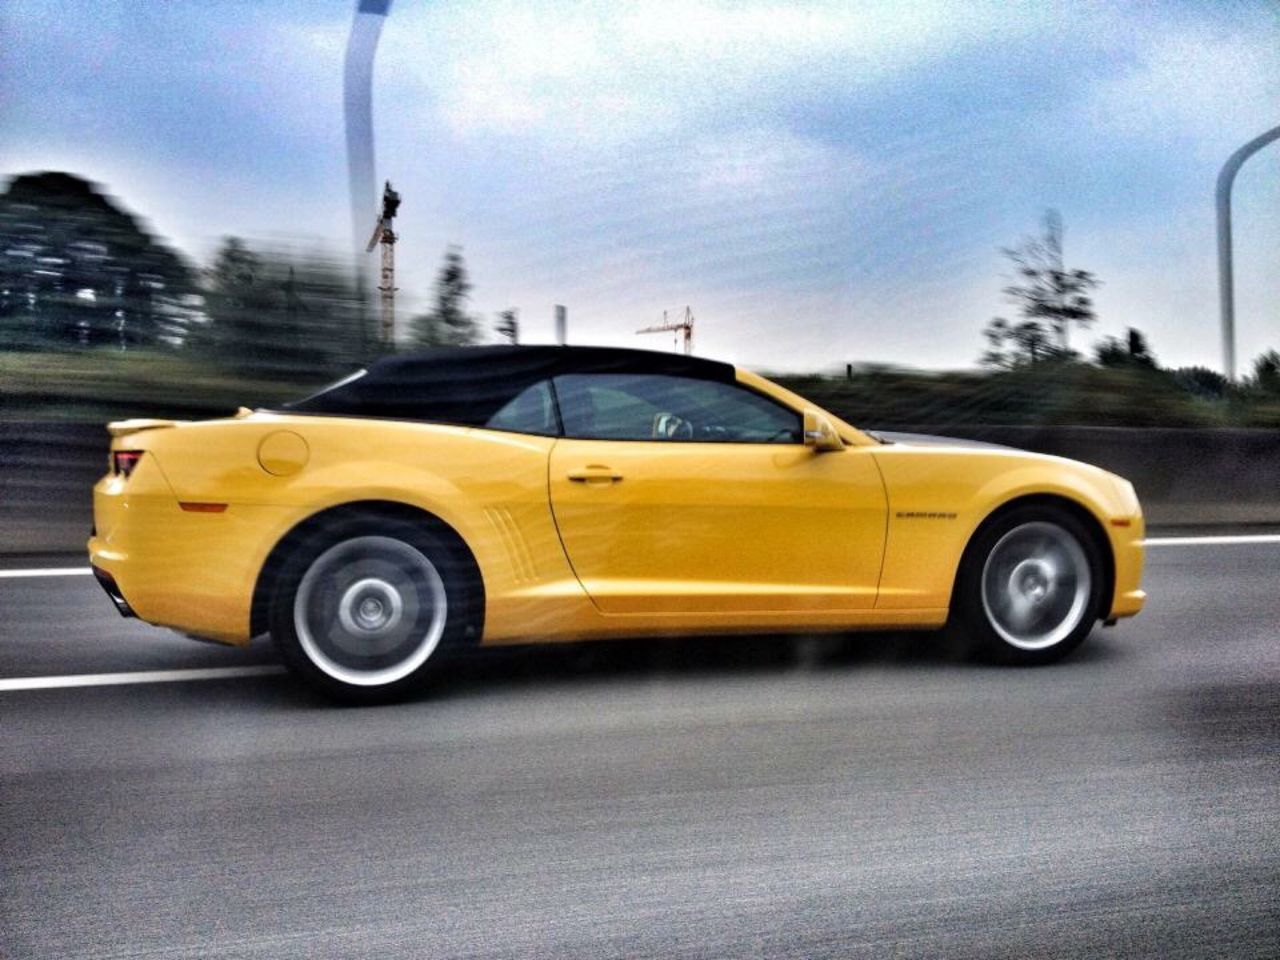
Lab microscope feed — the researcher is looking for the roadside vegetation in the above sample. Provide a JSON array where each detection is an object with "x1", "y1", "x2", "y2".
[
  {"x1": 776, "y1": 359, "x2": 1280, "y2": 430},
  {"x1": 778, "y1": 211, "x2": 1280, "y2": 430},
  {"x1": 3, "y1": 173, "x2": 1278, "y2": 427}
]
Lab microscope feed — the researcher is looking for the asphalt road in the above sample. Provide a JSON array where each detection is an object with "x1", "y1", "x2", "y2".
[{"x1": 2, "y1": 542, "x2": 1278, "y2": 959}]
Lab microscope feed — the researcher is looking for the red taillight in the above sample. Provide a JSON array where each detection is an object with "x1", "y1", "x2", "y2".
[{"x1": 113, "y1": 450, "x2": 144, "y2": 478}]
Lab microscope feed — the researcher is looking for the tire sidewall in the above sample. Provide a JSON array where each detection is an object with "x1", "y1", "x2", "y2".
[
  {"x1": 270, "y1": 516, "x2": 472, "y2": 703},
  {"x1": 954, "y1": 505, "x2": 1105, "y2": 665}
]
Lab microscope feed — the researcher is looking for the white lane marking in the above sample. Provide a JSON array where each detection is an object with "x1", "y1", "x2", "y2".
[
  {"x1": 0, "y1": 665, "x2": 285, "y2": 692},
  {"x1": 0, "y1": 567, "x2": 93, "y2": 579},
  {"x1": 1143, "y1": 534, "x2": 1280, "y2": 547}
]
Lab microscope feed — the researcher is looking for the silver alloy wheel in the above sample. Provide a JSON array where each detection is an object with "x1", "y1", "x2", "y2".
[
  {"x1": 293, "y1": 535, "x2": 447, "y2": 687},
  {"x1": 980, "y1": 521, "x2": 1091, "y2": 651}
]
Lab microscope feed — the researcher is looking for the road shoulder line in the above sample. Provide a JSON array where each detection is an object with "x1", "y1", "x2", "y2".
[
  {"x1": 1141, "y1": 534, "x2": 1280, "y2": 547},
  {"x1": 0, "y1": 665, "x2": 285, "y2": 692},
  {"x1": 0, "y1": 567, "x2": 94, "y2": 578}
]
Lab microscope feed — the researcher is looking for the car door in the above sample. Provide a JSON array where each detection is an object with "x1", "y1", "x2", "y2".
[{"x1": 547, "y1": 372, "x2": 887, "y2": 615}]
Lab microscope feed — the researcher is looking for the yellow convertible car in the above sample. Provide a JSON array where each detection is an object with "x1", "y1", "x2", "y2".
[{"x1": 89, "y1": 346, "x2": 1145, "y2": 701}]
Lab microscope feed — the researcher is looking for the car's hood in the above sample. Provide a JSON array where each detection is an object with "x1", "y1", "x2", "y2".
[{"x1": 873, "y1": 431, "x2": 1014, "y2": 451}]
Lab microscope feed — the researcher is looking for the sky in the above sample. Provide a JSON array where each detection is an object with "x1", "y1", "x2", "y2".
[{"x1": 2, "y1": 0, "x2": 1278, "y2": 373}]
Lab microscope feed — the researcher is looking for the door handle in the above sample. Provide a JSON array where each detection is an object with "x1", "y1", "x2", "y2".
[{"x1": 567, "y1": 466, "x2": 624, "y2": 483}]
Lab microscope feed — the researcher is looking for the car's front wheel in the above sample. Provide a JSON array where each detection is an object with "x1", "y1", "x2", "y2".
[
  {"x1": 952, "y1": 506, "x2": 1104, "y2": 664},
  {"x1": 270, "y1": 520, "x2": 471, "y2": 702}
]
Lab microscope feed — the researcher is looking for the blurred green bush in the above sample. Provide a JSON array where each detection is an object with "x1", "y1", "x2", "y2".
[
  {"x1": 0, "y1": 349, "x2": 325, "y2": 419},
  {"x1": 776, "y1": 363, "x2": 1280, "y2": 430},
  {"x1": 8, "y1": 350, "x2": 1280, "y2": 427}
]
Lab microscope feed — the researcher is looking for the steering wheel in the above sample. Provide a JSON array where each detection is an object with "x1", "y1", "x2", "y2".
[{"x1": 652, "y1": 413, "x2": 694, "y2": 439}]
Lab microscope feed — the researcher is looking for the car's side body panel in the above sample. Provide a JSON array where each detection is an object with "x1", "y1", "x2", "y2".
[
  {"x1": 92, "y1": 416, "x2": 597, "y2": 645},
  {"x1": 871, "y1": 445, "x2": 1145, "y2": 616},
  {"x1": 548, "y1": 438, "x2": 888, "y2": 614},
  {"x1": 88, "y1": 358, "x2": 1145, "y2": 650}
]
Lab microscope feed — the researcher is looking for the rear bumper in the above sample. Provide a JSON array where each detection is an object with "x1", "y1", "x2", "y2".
[
  {"x1": 89, "y1": 470, "x2": 298, "y2": 646},
  {"x1": 91, "y1": 563, "x2": 135, "y2": 618}
]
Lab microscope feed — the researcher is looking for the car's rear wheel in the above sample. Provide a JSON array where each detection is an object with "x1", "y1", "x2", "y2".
[
  {"x1": 952, "y1": 506, "x2": 1104, "y2": 664},
  {"x1": 270, "y1": 519, "x2": 472, "y2": 702}
]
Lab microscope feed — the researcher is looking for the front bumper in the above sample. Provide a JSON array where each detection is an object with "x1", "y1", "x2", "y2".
[{"x1": 1106, "y1": 514, "x2": 1146, "y2": 620}]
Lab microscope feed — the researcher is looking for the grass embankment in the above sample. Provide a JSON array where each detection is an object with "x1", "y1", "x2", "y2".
[
  {"x1": 774, "y1": 364, "x2": 1280, "y2": 429},
  {"x1": 0, "y1": 350, "x2": 330, "y2": 420}
]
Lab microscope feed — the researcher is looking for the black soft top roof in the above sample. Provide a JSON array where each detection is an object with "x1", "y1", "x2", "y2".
[{"x1": 286, "y1": 345, "x2": 737, "y2": 426}]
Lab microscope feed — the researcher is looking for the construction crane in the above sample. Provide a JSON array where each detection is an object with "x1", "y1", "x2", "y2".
[
  {"x1": 365, "y1": 180, "x2": 400, "y2": 345},
  {"x1": 636, "y1": 306, "x2": 694, "y2": 355}
]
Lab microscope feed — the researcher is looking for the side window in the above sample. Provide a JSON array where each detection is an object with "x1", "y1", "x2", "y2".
[
  {"x1": 553, "y1": 374, "x2": 801, "y2": 443},
  {"x1": 484, "y1": 380, "x2": 558, "y2": 436}
]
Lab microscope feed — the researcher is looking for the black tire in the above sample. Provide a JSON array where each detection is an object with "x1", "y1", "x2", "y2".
[
  {"x1": 950, "y1": 505, "x2": 1105, "y2": 665},
  {"x1": 269, "y1": 515, "x2": 476, "y2": 703}
]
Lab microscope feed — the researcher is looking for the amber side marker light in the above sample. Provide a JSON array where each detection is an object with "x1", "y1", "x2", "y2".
[
  {"x1": 1110, "y1": 518, "x2": 1133, "y2": 527},
  {"x1": 179, "y1": 502, "x2": 228, "y2": 513}
]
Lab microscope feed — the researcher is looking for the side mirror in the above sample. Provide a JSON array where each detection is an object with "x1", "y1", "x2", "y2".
[{"x1": 803, "y1": 409, "x2": 844, "y2": 452}]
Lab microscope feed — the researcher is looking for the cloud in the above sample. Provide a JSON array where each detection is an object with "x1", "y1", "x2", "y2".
[
  {"x1": 1081, "y1": 15, "x2": 1280, "y2": 158},
  {"x1": 5, "y1": 1, "x2": 1277, "y2": 371},
  {"x1": 379, "y1": 0, "x2": 1055, "y2": 144}
]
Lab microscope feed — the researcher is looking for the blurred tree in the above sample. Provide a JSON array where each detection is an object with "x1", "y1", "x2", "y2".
[
  {"x1": 1094, "y1": 327, "x2": 1158, "y2": 369},
  {"x1": 196, "y1": 237, "x2": 370, "y2": 377},
  {"x1": 1170, "y1": 366, "x2": 1228, "y2": 400},
  {"x1": 280, "y1": 249, "x2": 374, "y2": 370},
  {"x1": 200, "y1": 237, "x2": 280, "y2": 371},
  {"x1": 981, "y1": 210, "x2": 1099, "y2": 368},
  {"x1": 982, "y1": 317, "x2": 1051, "y2": 367},
  {"x1": 494, "y1": 308, "x2": 519, "y2": 344},
  {"x1": 1252, "y1": 350, "x2": 1280, "y2": 395},
  {"x1": 0, "y1": 171, "x2": 197, "y2": 350},
  {"x1": 408, "y1": 246, "x2": 481, "y2": 347}
]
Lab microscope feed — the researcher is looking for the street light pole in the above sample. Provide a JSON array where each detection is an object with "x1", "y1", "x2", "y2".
[
  {"x1": 344, "y1": 0, "x2": 393, "y2": 352},
  {"x1": 1216, "y1": 124, "x2": 1280, "y2": 382}
]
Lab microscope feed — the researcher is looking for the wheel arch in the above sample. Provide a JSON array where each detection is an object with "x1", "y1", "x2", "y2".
[
  {"x1": 951, "y1": 492, "x2": 1114, "y2": 618},
  {"x1": 249, "y1": 499, "x2": 486, "y2": 641}
]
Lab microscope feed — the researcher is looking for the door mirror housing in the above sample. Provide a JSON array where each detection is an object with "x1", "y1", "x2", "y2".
[{"x1": 803, "y1": 409, "x2": 844, "y2": 452}]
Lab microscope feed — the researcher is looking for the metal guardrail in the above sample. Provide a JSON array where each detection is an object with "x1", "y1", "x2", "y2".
[{"x1": 2, "y1": 421, "x2": 1278, "y2": 554}]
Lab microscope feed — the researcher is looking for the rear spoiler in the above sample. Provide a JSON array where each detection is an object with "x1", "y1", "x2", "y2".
[
  {"x1": 107, "y1": 419, "x2": 183, "y2": 439},
  {"x1": 106, "y1": 408, "x2": 253, "y2": 440}
]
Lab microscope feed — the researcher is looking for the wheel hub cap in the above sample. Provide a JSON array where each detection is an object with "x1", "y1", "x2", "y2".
[
  {"x1": 1011, "y1": 558, "x2": 1055, "y2": 605},
  {"x1": 980, "y1": 521, "x2": 1092, "y2": 651},
  {"x1": 339, "y1": 578, "x2": 404, "y2": 635},
  {"x1": 292, "y1": 536, "x2": 449, "y2": 687}
]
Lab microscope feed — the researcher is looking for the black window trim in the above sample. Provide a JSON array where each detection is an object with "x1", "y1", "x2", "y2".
[
  {"x1": 279, "y1": 365, "x2": 806, "y2": 446},
  {"x1": 546, "y1": 376, "x2": 566, "y2": 437}
]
